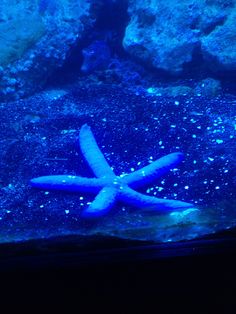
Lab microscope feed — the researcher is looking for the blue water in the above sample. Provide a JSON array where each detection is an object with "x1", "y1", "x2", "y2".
[{"x1": 0, "y1": 1, "x2": 235, "y2": 245}]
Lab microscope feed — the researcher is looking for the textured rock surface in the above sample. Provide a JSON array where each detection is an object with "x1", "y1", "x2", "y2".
[
  {"x1": 201, "y1": 7, "x2": 236, "y2": 71},
  {"x1": 123, "y1": 0, "x2": 236, "y2": 74},
  {"x1": 0, "y1": 0, "x2": 93, "y2": 101}
]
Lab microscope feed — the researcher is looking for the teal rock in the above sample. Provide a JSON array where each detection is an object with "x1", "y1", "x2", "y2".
[
  {"x1": 123, "y1": 0, "x2": 235, "y2": 74},
  {"x1": 0, "y1": 0, "x2": 94, "y2": 101},
  {"x1": 201, "y1": 9, "x2": 236, "y2": 71}
]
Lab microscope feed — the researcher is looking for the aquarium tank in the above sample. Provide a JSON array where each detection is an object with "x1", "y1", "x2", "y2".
[{"x1": 0, "y1": 0, "x2": 235, "y2": 254}]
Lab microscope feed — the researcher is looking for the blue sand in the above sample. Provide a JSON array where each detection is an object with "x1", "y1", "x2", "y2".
[{"x1": 30, "y1": 124, "x2": 194, "y2": 218}]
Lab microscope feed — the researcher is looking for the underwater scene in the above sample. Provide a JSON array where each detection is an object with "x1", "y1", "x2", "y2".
[{"x1": 0, "y1": 0, "x2": 235, "y2": 246}]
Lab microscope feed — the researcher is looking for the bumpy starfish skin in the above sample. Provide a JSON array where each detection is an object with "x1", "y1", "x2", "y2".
[{"x1": 30, "y1": 124, "x2": 194, "y2": 218}]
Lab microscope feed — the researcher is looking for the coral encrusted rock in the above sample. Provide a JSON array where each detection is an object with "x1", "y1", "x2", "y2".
[
  {"x1": 201, "y1": 7, "x2": 236, "y2": 71},
  {"x1": 123, "y1": 0, "x2": 236, "y2": 74},
  {"x1": 0, "y1": 0, "x2": 94, "y2": 101}
]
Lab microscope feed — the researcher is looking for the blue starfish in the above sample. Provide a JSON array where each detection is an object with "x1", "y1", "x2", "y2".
[{"x1": 30, "y1": 124, "x2": 194, "y2": 218}]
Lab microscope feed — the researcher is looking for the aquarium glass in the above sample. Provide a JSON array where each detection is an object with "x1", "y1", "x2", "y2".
[{"x1": 0, "y1": 0, "x2": 235, "y2": 245}]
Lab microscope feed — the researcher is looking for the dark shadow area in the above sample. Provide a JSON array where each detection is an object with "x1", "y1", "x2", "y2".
[
  {"x1": 46, "y1": 0, "x2": 129, "y2": 87},
  {"x1": 1, "y1": 231, "x2": 236, "y2": 311}
]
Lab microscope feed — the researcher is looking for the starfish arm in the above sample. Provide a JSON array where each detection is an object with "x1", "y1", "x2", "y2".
[
  {"x1": 82, "y1": 187, "x2": 118, "y2": 218},
  {"x1": 122, "y1": 152, "x2": 184, "y2": 188},
  {"x1": 119, "y1": 187, "x2": 193, "y2": 213},
  {"x1": 79, "y1": 124, "x2": 115, "y2": 178},
  {"x1": 30, "y1": 175, "x2": 106, "y2": 193}
]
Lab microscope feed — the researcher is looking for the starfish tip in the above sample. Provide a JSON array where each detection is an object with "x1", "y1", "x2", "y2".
[{"x1": 80, "y1": 123, "x2": 90, "y2": 133}]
